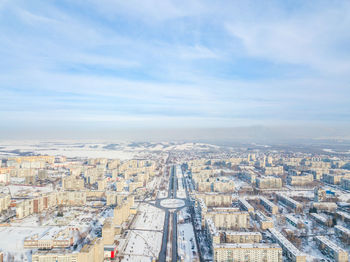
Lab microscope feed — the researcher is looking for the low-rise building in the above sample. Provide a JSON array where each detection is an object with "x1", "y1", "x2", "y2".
[
  {"x1": 256, "y1": 176, "x2": 282, "y2": 189},
  {"x1": 222, "y1": 231, "x2": 262, "y2": 244},
  {"x1": 334, "y1": 225, "x2": 350, "y2": 243},
  {"x1": 312, "y1": 202, "x2": 337, "y2": 212},
  {"x1": 255, "y1": 211, "x2": 274, "y2": 230},
  {"x1": 276, "y1": 193, "x2": 303, "y2": 212},
  {"x1": 269, "y1": 228, "x2": 306, "y2": 262},
  {"x1": 238, "y1": 198, "x2": 254, "y2": 214},
  {"x1": 24, "y1": 227, "x2": 75, "y2": 249},
  {"x1": 310, "y1": 213, "x2": 329, "y2": 226},
  {"x1": 287, "y1": 174, "x2": 313, "y2": 186},
  {"x1": 314, "y1": 236, "x2": 348, "y2": 262},
  {"x1": 213, "y1": 243, "x2": 282, "y2": 262},
  {"x1": 0, "y1": 193, "x2": 11, "y2": 213},
  {"x1": 204, "y1": 211, "x2": 249, "y2": 230},
  {"x1": 259, "y1": 196, "x2": 279, "y2": 214}
]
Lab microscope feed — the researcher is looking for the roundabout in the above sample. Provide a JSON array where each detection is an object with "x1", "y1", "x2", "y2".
[{"x1": 160, "y1": 198, "x2": 185, "y2": 209}]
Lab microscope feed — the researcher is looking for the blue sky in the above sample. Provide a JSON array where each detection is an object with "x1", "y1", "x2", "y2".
[{"x1": 0, "y1": 0, "x2": 350, "y2": 137}]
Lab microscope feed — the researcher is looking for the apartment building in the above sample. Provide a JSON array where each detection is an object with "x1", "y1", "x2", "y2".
[
  {"x1": 334, "y1": 225, "x2": 350, "y2": 243},
  {"x1": 264, "y1": 166, "x2": 283, "y2": 175},
  {"x1": 16, "y1": 191, "x2": 86, "y2": 219},
  {"x1": 102, "y1": 218, "x2": 115, "y2": 245},
  {"x1": 288, "y1": 174, "x2": 314, "y2": 186},
  {"x1": 341, "y1": 177, "x2": 350, "y2": 190},
  {"x1": 337, "y1": 211, "x2": 350, "y2": 224},
  {"x1": 8, "y1": 156, "x2": 55, "y2": 165},
  {"x1": 31, "y1": 238, "x2": 103, "y2": 262},
  {"x1": 239, "y1": 171, "x2": 256, "y2": 184},
  {"x1": 285, "y1": 215, "x2": 303, "y2": 228},
  {"x1": 212, "y1": 180, "x2": 235, "y2": 193},
  {"x1": 16, "y1": 199, "x2": 34, "y2": 219},
  {"x1": 116, "y1": 180, "x2": 126, "y2": 192},
  {"x1": 62, "y1": 176, "x2": 85, "y2": 190},
  {"x1": 222, "y1": 231, "x2": 262, "y2": 244},
  {"x1": 204, "y1": 211, "x2": 249, "y2": 229},
  {"x1": 238, "y1": 198, "x2": 254, "y2": 214},
  {"x1": 113, "y1": 196, "x2": 134, "y2": 227},
  {"x1": 276, "y1": 193, "x2": 303, "y2": 211},
  {"x1": 322, "y1": 174, "x2": 344, "y2": 185},
  {"x1": 269, "y1": 228, "x2": 306, "y2": 262},
  {"x1": 259, "y1": 196, "x2": 279, "y2": 214},
  {"x1": 0, "y1": 173, "x2": 10, "y2": 185},
  {"x1": 255, "y1": 211, "x2": 274, "y2": 230},
  {"x1": 256, "y1": 176, "x2": 282, "y2": 189},
  {"x1": 195, "y1": 193, "x2": 232, "y2": 207},
  {"x1": 310, "y1": 213, "x2": 329, "y2": 226},
  {"x1": 56, "y1": 191, "x2": 87, "y2": 206},
  {"x1": 213, "y1": 243, "x2": 282, "y2": 262},
  {"x1": 314, "y1": 236, "x2": 348, "y2": 262},
  {"x1": 197, "y1": 182, "x2": 212, "y2": 192},
  {"x1": 0, "y1": 193, "x2": 11, "y2": 213},
  {"x1": 312, "y1": 202, "x2": 337, "y2": 212},
  {"x1": 24, "y1": 227, "x2": 74, "y2": 249}
]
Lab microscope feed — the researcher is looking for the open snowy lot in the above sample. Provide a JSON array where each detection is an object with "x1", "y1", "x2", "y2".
[
  {"x1": 120, "y1": 202, "x2": 164, "y2": 261},
  {"x1": 121, "y1": 230, "x2": 162, "y2": 261},
  {"x1": 131, "y1": 203, "x2": 164, "y2": 231},
  {"x1": 0, "y1": 226, "x2": 49, "y2": 261},
  {"x1": 177, "y1": 208, "x2": 199, "y2": 262}
]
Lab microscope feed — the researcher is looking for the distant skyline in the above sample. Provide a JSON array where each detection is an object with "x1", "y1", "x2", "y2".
[{"x1": 1, "y1": 0, "x2": 350, "y2": 140}]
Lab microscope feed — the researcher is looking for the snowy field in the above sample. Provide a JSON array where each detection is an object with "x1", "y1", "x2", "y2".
[
  {"x1": 122, "y1": 230, "x2": 162, "y2": 261},
  {"x1": 176, "y1": 165, "x2": 187, "y2": 198},
  {"x1": 0, "y1": 141, "x2": 222, "y2": 160},
  {"x1": 158, "y1": 190, "x2": 168, "y2": 198},
  {"x1": 120, "y1": 203, "x2": 164, "y2": 261},
  {"x1": 8, "y1": 184, "x2": 53, "y2": 197},
  {"x1": 131, "y1": 203, "x2": 164, "y2": 231},
  {"x1": 0, "y1": 226, "x2": 49, "y2": 261},
  {"x1": 177, "y1": 208, "x2": 199, "y2": 262}
]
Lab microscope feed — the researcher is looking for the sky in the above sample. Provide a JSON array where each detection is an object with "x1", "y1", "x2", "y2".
[{"x1": 0, "y1": 0, "x2": 350, "y2": 140}]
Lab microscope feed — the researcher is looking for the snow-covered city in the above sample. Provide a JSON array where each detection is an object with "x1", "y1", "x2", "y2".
[
  {"x1": 1, "y1": 0, "x2": 350, "y2": 261},
  {"x1": 0, "y1": 141, "x2": 350, "y2": 261}
]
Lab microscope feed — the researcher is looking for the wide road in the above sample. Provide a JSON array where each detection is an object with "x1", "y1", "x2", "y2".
[
  {"x1": 159, "y1": 165, "x2": 178, "y2": 262},
  {"x1": 159, "y1": 210, "x2": 170, "y2": 262},
  {"x1": 182, "y1": 166, "x2": 203, "y2": 262}
]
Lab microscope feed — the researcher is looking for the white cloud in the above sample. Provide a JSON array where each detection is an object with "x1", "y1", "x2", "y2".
[{"x1": 225, "y1": 3, "x2": 350, "y2": 75}]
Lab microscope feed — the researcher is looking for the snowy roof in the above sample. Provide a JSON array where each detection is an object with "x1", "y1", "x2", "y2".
[
  {"x1": 337, "y1": 211, "x2": 350, "y2": 220},
  {"x1": 268, "y1": 228, "x2": 304, "y2": 257},
  {"x1": 310, "y1": 213, "x2": 328, "y2": 223},
  {"x1": 238, "y1": 198, "x2": 254, "y2": 210},
  {"x1": 285, "y1": 214, "x2": 300, "y2": 225},
  {"x1": 223, "y1": 231, "x2": 261, "y2": 236},
  {"x1": 276, "y1": 193, "x2": 302, "y2": 207},
  {"x1": 259, "y1": 196, "x2": 277, "y2": 208},
  {"x1": 315, "y1": 236, "x2": 347, "y2": 253},
  {"x1": 334, "y1": 225, "x2": 350, "y2": 236},
  {"x1": 213, "y1": 243, "x2": 281, "y2": 249}
]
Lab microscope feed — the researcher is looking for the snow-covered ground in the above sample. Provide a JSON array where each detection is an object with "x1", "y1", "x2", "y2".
[
  {"x1": 175, "y1": 165, "x2": 187, "y2": 198},
  {"x1": 120, "y1": 203, "x2": 164, "y2": 261},
  {"x1": 8, "y1": 184, "x2": 53, "y2": 197},
  {"x1": 158, "y1": 190, "x2": 168, "y2": 198},
  {"x1": 0, "y1": 141, "x2": 222, "y2": 160},
  {"x1": 160, "y1": 199, "x2": 185, "y2": 209},
  {"x1": 122, "y1": 230, "x2": 162, "y2": 261},
  {"x1": 177, "y1": 208, "x2": 199, "y2": 262},
  {"x1": 0, "y1": 226, "x2": 49, "y2": 261},
  {"x1": 131, "y1": 203, "x2": 164, "y2": 231}
]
